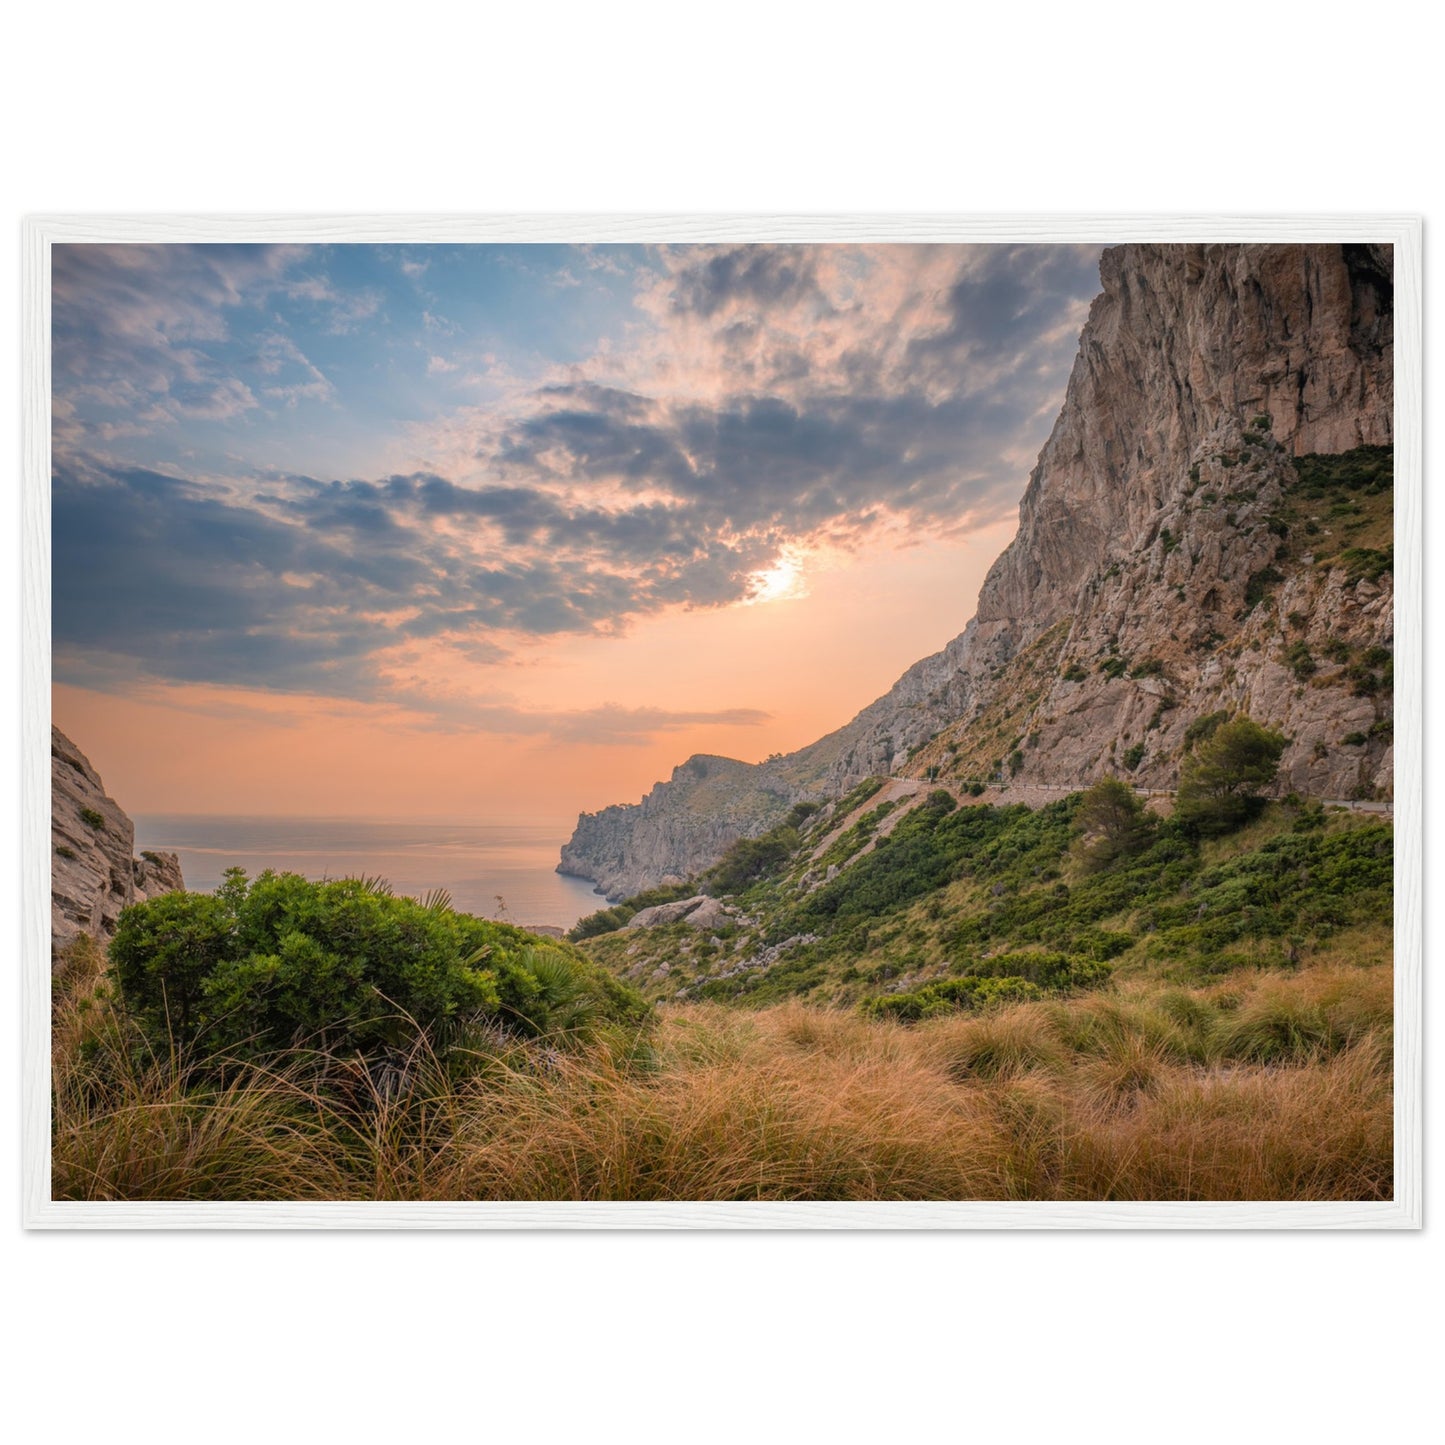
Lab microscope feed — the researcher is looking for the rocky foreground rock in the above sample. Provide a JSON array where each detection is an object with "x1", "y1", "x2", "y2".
[
  {"x1": 52, "y1": 726, "x2": 183, "y2": 958},
  {"x1": 561, "y1": 243, "x2": 1395, "y2": 900}
]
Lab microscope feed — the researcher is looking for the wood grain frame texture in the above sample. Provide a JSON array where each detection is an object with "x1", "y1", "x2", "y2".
[{"x1": 20, "y1": 215, "x2": 1423, "y2": 1230}]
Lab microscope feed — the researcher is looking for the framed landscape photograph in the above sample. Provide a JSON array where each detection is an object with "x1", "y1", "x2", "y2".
[{"x1": 21, "y1": 215, "x2": 1421, "y2": 1227}]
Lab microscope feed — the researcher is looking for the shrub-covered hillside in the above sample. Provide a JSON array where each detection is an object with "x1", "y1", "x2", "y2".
[{"x1": 575, "y1": 778, "x2": 1392, "y2": 1013}]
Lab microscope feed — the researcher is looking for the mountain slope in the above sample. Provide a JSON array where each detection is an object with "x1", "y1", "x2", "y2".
[{"x1": 560, "y1": 243, "x2": 1394, "y2": 901}]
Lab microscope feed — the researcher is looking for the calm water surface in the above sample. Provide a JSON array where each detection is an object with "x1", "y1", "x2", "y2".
[{"x1": 132, "y1": 815, "x2": 605, "y2": 932}]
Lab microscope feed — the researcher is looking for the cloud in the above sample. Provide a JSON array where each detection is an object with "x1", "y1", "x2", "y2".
[
  {"x1": 52, "y1": 244, "x2": 362, "y2": 442},
  {"x1": 52, "y1": 242, "x2": 1106, "y2": 730},
  {"x1": 283, "y1": 272, "x2": 383, "y2": 332},
  {"x1": 670, "y1": 246, "x2": 828, "y2": 320},
  {"x1": 388, "y1": 696, "x2": 773, "y2": 745}
]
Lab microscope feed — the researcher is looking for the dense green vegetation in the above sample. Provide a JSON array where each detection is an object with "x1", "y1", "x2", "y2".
[
  {"x1": 111, "y1": 869, "x2": 649, "y2": 1071},
  {"x1": 580, "y1": 752, "x2": 1391, "y2": 1020}
]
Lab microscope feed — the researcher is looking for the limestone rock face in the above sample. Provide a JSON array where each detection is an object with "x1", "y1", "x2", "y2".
[
  {"x1": 625, "y1": 895, "x2": 737, "y2": 932},
  {"x1": 51, "y1": 727, "x2": 184, "y2": 958},
  {"x1": 559, "y1": 754, "x2": 806, "y2": 902},
  {"x1": 560, "y1": 243, "x2": 1395, "y2": 899},
  {"x1": 904, "y1": 243, "x2": 1394, "y2": 800}
]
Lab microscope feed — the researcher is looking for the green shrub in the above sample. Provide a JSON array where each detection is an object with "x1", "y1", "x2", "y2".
[
  {"x1": 80, "y1": 808, "x2": 106, "y2": 830},
  {"x1": 1244, "y1": 566, "x2": 1284, "y2": 611},
  {"x1": 960, "y1": 951, "x2": 1113, "y2": 991},
  {"x1": 860, "y1": 975, "x2": 1044, "y2": 1022},
  {"x1": 1281, "y1": 642, "x2": 1317, "y2": 680},
  {"x1": 1337, "y1": 546, "x2": 1392, "y2": 584},
  {"x1": 1294, "y1": 445, "x2": 1393, "y2": 497},
  {"x1": 56, "y1": 844, "x2": 77, "y2": 860},
  {"x1": 110, "y1": 869, "x2": 648, "y2": 1066},
  {"x1": 1121, "y1": 743, "x2": 1147, "y2": 771}
]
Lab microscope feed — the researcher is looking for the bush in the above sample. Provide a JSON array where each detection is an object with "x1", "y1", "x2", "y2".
[
  {"x1": 110, "y1": 869, "x2": 648, "y2": 1066},
  {"x1": 1337, "y1": 546, "x2": 1392, "y2": 584},
  {"x1": 1281, "y1": 642, "x2": 1317, "y2": 681},
  {"x1": 860, "y1": 975, "x2": 1044, "y2": 1022},
  {"x1": 1244, "y1": 566, "x2": 1284, "y2": 611},
  {"x1": 1174, "y1": 715, "x2": 1287, "y2": 836},
  {"x1": 80, "y1": 808, "x2": 106, "y2": 830}
]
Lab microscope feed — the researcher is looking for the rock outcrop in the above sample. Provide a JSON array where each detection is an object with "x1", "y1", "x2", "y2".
[
  {"x1": 625, "y1": 894, "x2": 737, "y2": 932},
  {"x1": 51, "y1": 726, "x2": 184, "y2": 958},
  {"x1": 561, "y1": 243, "x2": 1394, "y2": 899}
]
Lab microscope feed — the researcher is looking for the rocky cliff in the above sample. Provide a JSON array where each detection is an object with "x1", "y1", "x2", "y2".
[
  {"x1": 561, "y1": 243, "x2": 1394, "y2": 900},
  {"x1": 52, "y1": 726, "x2": 184, "y2": 957}
]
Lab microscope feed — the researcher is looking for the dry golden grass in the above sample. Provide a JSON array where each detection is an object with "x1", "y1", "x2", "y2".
[{"x1": 51, "y1": 945, "x2": 1393, "y2": 1203}]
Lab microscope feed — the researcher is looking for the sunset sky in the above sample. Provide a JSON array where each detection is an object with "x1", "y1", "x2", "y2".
[{"x1": 52, "y1": 242, "x2": 1104, "y2": 825}]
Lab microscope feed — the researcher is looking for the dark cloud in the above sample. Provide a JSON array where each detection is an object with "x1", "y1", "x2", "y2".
[
  {"x1": 669, "y1": 246, "x2": 828, "y2": 319},
  {"x1": 493, "y1": 384, "x2": 1043, "y2": 540},
  {"x1": 52, "y1": 243, "x2": 1107, "y2": 726},
  {"x1": 905, "y1": 245, "x2": 1101, "y2": 371}
]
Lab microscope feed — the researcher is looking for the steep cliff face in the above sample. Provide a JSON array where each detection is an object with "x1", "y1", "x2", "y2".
[
  {"x1": 52, "y1": 726, "x2": 184, "y2": 958},
  {"x1": 905, "y1": 243, "x2": 1393, "y2": 796},
  {"x1": 559, "y1": 754, "x2": 801, "y2": 901},
  {"x1": 561, "y1": 243, "x2": 1394, "y2": 900}
]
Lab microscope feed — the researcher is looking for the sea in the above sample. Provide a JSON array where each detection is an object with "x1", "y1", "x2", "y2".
[{"x1": 131, "y1": 815, "x2": 607, "y2": 933}]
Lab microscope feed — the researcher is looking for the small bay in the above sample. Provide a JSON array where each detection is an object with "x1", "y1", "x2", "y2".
[{"x1": 132, "y1": 815, "x2": 605, "y2": 932}]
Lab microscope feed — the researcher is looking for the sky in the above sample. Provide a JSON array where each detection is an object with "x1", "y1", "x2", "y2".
[{"x1": 52, "y1": 241, "x2": 1105, "y2": 825}]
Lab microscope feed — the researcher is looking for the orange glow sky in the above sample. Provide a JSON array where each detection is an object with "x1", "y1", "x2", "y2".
[{"x1": 51, "y1": 243, "x2": 1102, "y2": 824}]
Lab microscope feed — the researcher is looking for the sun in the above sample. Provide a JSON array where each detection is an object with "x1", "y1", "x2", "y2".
[{"x1": 746, "y1": 553, "x2": 807, "y2": 604}]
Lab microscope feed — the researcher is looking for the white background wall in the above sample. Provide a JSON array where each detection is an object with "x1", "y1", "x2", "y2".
[{"x1": 3, "y1": 5, "x2": 1437, "y2": 1440}]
